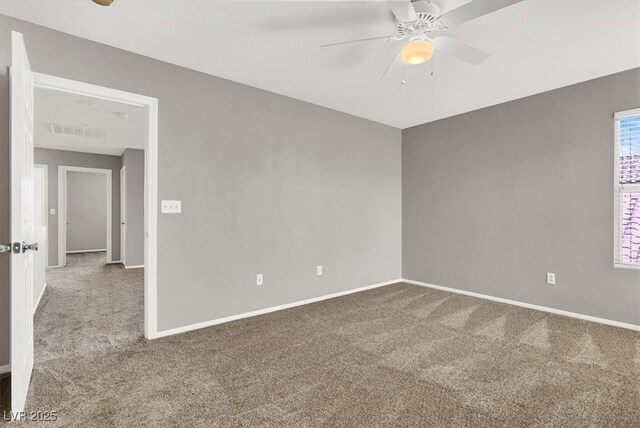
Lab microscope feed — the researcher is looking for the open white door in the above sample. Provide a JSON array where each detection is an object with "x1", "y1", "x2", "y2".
[{"x1": 10, "y1": 31, "x2": 36, "y2": 414}]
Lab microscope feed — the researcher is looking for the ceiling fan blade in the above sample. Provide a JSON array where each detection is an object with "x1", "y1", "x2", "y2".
[
  {"x1": 386, "y1": 0, "x2": 417, "y2": 23},
  {"x1": 438, "y1": 0, "x2": 524, "y2": 27},
  {"x1": 433, "y1": 36, "x2": 490, "y2": 65},
  {"x1": 380, "y1": 52, "x2": 400, "y2": 82},
  {"x1": 321, "y1": 35, "x2": 392, "y2": 49}
]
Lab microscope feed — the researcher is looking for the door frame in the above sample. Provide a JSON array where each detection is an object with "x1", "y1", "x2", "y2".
[
  {"x1": 33, "y1": 164, "x2": 50, "y2": 268},
  {"x1": 33, "y1": 72, "x2": 159, "y2": 339},
  {"x1": 120, "y1": 166, "x2": 126, "y2": 267},
  {"x1": 58, "y1": 166, "x2": 112, "y2": 266}
]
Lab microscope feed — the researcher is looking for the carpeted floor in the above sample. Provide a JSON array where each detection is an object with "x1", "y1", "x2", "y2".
[{"x1": 17, "y1": 252, "x2": 640, "y2": 427}]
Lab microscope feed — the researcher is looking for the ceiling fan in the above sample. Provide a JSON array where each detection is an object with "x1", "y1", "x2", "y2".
[{"x1": 321, "y1": 0, "x2": 524, "y2": 81}]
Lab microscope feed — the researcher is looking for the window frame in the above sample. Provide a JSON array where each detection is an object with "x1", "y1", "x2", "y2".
[{"x1": 614, "y1": 107, "x2": 640, "y2": 270}]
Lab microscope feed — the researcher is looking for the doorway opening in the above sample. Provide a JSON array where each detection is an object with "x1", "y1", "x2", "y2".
[
  {"x1": 30, "y1": 72, "x2": 159, "y2": 341},
  {"x1": 58, "y1": 166, "x2": 112, "y2": 268}
]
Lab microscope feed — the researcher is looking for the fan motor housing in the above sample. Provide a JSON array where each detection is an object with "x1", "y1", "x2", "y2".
[
  {"x1": 413, "y1": 0, "x2": 440, "y2": 15},
  {"x1": 395, "y1": 1, "x2": 446, "y2": 38}
]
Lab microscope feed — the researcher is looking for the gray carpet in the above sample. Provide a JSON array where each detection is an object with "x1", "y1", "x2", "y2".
[{"x1": 17, "y1": 252, "x2": 640, "y2": 426}]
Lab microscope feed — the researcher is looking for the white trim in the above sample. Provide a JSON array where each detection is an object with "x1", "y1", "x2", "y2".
[
  {"x1": 33, "y1": 283, "x2": 46, "y2": 315},
  {"x1": 66, "y1": 249, "x2": 107, "y2": 254},
  {"x1": 124, "y1": 264, "x2": 144, "y2": 269},
  {"x1": 34, "y1": 72, "x2": 159, "y2": 340},
  {"x1": 402, "y1": 279, "x2": 640, "y2": 332},
  {"x1": 155, "y1": 279, "x2": 401, "y2": 338},
  {"x1": 614, "y1": 107, "x2": 640, "y2": 119},
  {"x1": 33, "y1": 72, "x2": 158, "y2": 107},
  {"x1": 105, "y1": 260, "x2": 122, "y2": 265},
  {"x1": 120, "y1": 165, "x2": 126, "y2": 267},
  {"x1": 0, "y1": 364, "x2": 10, "y2": 375},
  {"x1": 47, "y1": 265, "x2": 60, "y2": 269},
  {"x1": 614, "y1": 262, "x2": 640, "y2": 270},
  {"x1": 145, "y1": 98, "x2": 159, "y2": 340},
  {"x1": 34, "y1": 163, "x2": 48, "y2": 269}
]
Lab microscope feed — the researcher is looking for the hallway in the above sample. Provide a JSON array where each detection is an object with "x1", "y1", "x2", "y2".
[
  {"x1": 25, "y1": 252, "x2": 143, "y2": 425},
  {"x1": 33, "y1": 253, "x2": 143, "y2": 363}
]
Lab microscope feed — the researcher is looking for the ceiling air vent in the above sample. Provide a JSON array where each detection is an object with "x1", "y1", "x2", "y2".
[{"x1": 48, "y1": 123, "x2": 106, "y2": 139}]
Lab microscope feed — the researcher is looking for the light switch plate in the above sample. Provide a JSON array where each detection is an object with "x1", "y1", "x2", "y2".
[
  {"x1": 317, "y1": 265, "x2": 323, "y2": 276},
  {"x1": 546, "y1": 272, "x2": 556, "y2": 285},
  {"x1": 161, "y1": 200, "x2": 181, "y2": 213},
  {"x1": 256, "y1": 274, "x2": 263, "y2": 286}
]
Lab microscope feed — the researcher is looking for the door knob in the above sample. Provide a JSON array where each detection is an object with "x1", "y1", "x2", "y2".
[{"x1": 22, "y1": 241, "x2": 38, "y2": 253}]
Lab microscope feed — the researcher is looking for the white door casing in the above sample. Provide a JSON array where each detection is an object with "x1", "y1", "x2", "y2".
[
  {"x1": 31, "y1": 70, "x2": 159, "y2": 339},
  {"x1": 62, "y1": 169, "x2": 67, "y2": 267},
  {"x1": 10, "y1": 30, "x2": 36, "y2": 414},
  {"x1": 34, "y1": 165, "x2": 48, "y2": 270},
  {"x1": 120, "y1": 166, "x2": 126, "y2": 265},
  {"x1": 33, "y1": 165, "x2": 48, "y2": 309}
]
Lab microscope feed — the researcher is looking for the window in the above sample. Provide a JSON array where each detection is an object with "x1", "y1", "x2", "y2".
[{"x1": 614, "y1": 108, "x2": 640, "y2": 268}]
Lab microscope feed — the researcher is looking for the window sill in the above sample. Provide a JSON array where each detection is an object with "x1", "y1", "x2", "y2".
[{"x1": 614, "y1": 263, "x2": 640, "y2": 270}]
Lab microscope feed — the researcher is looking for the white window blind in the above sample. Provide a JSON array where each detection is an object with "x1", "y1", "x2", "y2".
[{"x1": 614, "y1": 108, "x2": 640, "y2": 268}]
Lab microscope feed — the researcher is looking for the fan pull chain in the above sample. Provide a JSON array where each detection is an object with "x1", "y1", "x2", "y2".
[{"x1": 401, "y1": 65, "x2": 406, "y2": 84}]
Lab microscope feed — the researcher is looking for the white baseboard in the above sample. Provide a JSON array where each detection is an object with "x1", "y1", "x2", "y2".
[
  {"x1": 155, "y1": 278, "x2": 402, "y2": 339},
  {"x1": 47, "y1": 265, "x2": 60, "y2": 269},
  {"x1": 66, "y1": 249, "x2": 107, "y2": 254},
  {"x1": 402, "y1": 279, "x2": 640, "y2": 332},
  {"x1": 33, "y1": 282, "x2": 47, "y2": 315},
  {"x1": 105, "y1": 260, "x2": 122, "y2": 265},
  {"x1": 154, "y1": 277, "x2": 639, "y2": 340},
  {"x1": 0, "y1": 364, "x2": 9, "y2": 374},
  {"x1": 124, "y1": 264, "x2": 144, "y2": 269}
]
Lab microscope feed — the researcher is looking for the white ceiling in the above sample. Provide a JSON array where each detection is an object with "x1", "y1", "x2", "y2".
[
  {"x1": 4, "y1": 0, "x2": 640, "y2": 129},
  {"x1": 35, "y1": 87, "x2": 145, "y2": 156}
]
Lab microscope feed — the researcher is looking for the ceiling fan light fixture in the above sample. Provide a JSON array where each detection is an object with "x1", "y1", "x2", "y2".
[
  {"x1": 401, "y1": 39, "x2": 434, "y2": 65},
  {"x1": 92, "y1": 0, "x2": 114, "y2": 6}
]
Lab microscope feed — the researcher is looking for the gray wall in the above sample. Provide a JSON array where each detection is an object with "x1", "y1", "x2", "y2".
[
  {"x1": 66, "y1": 171, "x2": 107, "y2": 252},
  {"x1": 33, "y1": 148, "x2": 121, "y2": 266},
  {"x1": 121, "y1": 149, "x2": 144, "y2": 267},
  {"x1": 0, "y1": 15, "x2": 402, "y2": 364},
  {"x1": 403, "y1": 68, "x2": 640, "y2": 326}
]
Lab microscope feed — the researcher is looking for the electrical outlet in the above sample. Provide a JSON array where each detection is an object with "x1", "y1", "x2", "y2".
[
  {"x1": 256, "y1": 274, "x2": 263, "y2": 286},
  {"x1": 546, "y1": 272, "x2": 556, "y2": 285},
  {"x1": 317, "y1": 265, "x2": 323, "y2": 276},
  {"x1": 161, "y1": 200, "x2": 181, "y2": 213}
]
